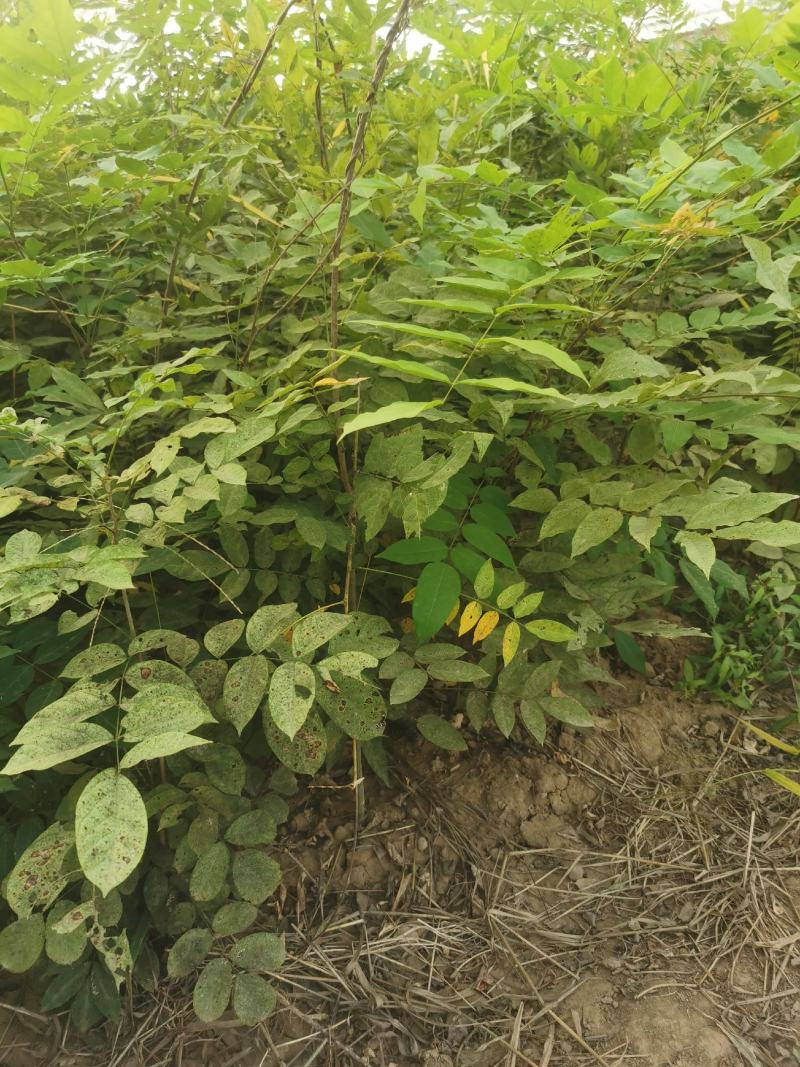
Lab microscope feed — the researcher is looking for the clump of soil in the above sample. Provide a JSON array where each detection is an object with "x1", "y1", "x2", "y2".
[{"x1": 4, "y1": 673, "x2": 800, "y2": 1067}]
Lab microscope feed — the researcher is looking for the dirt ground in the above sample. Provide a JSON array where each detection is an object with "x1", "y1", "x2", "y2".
[{"x1": 3, "y1": 655, "x2": 800, "y2": 1067}]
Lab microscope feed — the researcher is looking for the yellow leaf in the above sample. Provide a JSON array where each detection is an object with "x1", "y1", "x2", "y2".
[
  {"x1": 229, "y1": 195, "x2": 277, "y2": 224},
  {"x1": 152, "y1": 175, "x2": 180, "y2": 183},
  {"x1": 400, "y1": 617, "x2": 414, "y2": 633},
  {"x1": 459, "y1": 601, "x2": 482, "y2": 636},
  {"x1": 55, "y1": 144, "x2": 75, "y2": 166},
  {"x1": 474, "y1": 610, "x2": 499, "y2": 643},
  {"x1": 741, "y1": 720, "x2": 800, "y2": 756},
  {"x1": 763, "y1": 769, "x2": 800, "y2": 797},
  {"x1": 174, "y1": 275, "x2": 201, "y2": 293},
  {"x1": 445, "y1": 600, "x2": 460, "y2": 626},
  {"x1": 401, "y1": 587, "x2": 416, "y2": 604},
  {"x1": 329, "y1": 582, "x2": 341, "y2": 596},
  {"x1": 333, "y1": 119, "x2": 347, "y2": 138},
  {"x1": 502, "y1": 621, "x2": 520, "y2": 666}
]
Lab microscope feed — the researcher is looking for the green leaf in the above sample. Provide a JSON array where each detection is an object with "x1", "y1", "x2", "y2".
[
  {"x1": 479, "y1": 336, "x2": 587, "y2": 382},
  {"x1": 61, "y1": 643, "x2": 126, "y2": 679},
  {"x1": 120, "y1": 732, "x2": 210, "y2": 768},
  {"x1": 512, "y1": 591, "x2": 543, "y2": 618},
  {"x1": 743, "y1": 236, "x2": 797, "y2": 310},
  {"x1": 268, "y1": 661, "x2": 316, "y2": 739},
  {"x1": 686, "y1": 493, "x2": 796, "y2": 530},
  {"x1": 427, "y1": 660, "x2": 488, "y2": 683},
  {"x1": 519, "y1": 700, "x2": 546, "y2": 744},
  {"x1": 714, "y1": 521, "x2": 800, "y2": 548},
  {"x1": 462, "y1": 523, "x2": 514, "y2": 567},
  {"x1": 496, "y1": 581, "x2": 525, "y2": 610},
  {"x1": 474, "y1": 559, "x2": 495, "y2": 599},
  {"x1": 45, "y1": 901, "x2": 88, "y2": 965},
  {"x1": 339, "y1": 401, "x2": 442, "y2": 441},
  {"x1": 246, "y1": 603, "x2": 298, "y2": 653},
  {"x1": 0, "y1": 915, "x2": 44, "y2": 973},
  {"x1": 471, "y1": 502, "x2": 515, "y2": 538},
  {"x1": 193, "y1": 958, "x2": 233, "y2": 1023},
  {"x1": 412, "y1": 562, "x2": 460, "y2": 642},
  {"x1": 6, "y1": 823, "x2": 74, "y2": 917},
  {"x1": 168, "y1": 929, "x2": 213, "y2": 978},
  {"x1": 676, "y1": 531, "x2": 715, "y2": 580},
  {"x1": 13, "y1": 683, "x2": 113, "y2": 743},
  {"x1": 213, "y1": 901, "x2": 259, "y2": 936},
  {"x1": 628, "y1": 516, "x2": 660, "y2": 551},
  {"x1": 341, "y1": 349, "x2": 450, "y2": 383},
  {"x1": 351, "y1": 319, "x2": 473, "y2": 346},
  {"x1": 232, "y1": 851, "x2": 281, "y2": 905},
  {"x1": 492, "y1": 694, "x2": 516, "y2": 738},
  {"x1": 540, "y1": 696, "x2": 593, "y2": 727},
  {"x1": 75, "y1": 770, "x2": 148, "y2": 896},
  {"x1": 417, "y1": 714, "x2": 467, "y2": 752},
  {"x1": 389, "y1": 667, "x2": 428, "y2": 705},
  {"x1": 225, "y1": 810, "x2": 277, "y2": 847},
  {"x1": 190, "y1": 842, "x2": 230, "y2": 902},
  {"x1": 292, "y1": 613, "x2": 350, "y2": 657},
  {"x1": 571, "y1": 508, "x2": 623, "y2": 557},
  {"x1": 228, "y1": 932, "x2": 285, "y2": 973},
  {"x1": 222, "y1": 655, "x2": 270, "y2": 734},
  {"x1": 122, "y1": 684, "x2": 213, "y2": 740},
  {"x1": 204, "y1": 620, "x2": 245, "y2": 658},
  {"x1": 2, "y1": 722, "x2": 113, "y2": 774},
  {"x1": 525, "y1": 620, "x2": 575, "y2": 642},
  {"x1": 459, "y1": 376, "x2": 565, "y2": 400},
  {"x1": 233, "y1": 974, "x2": 276, "y2": 1024},
  {"x1": 377, "y1": 537, "x2": 447, "y2": 564},
  {"x1": 315, "y1": 673, "x2": 386, "y2": 740},
  {"x1": 614, "y1": 631, "x2": 646, "y2": 674}
]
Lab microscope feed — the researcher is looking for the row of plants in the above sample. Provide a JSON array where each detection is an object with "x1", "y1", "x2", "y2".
[{"x1": 1, "y1": 0, "x2": 799, "y2": 1029}]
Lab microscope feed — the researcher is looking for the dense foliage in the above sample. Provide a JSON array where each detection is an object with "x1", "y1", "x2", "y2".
[{"x1": 1, "y1": 0, "x2": 800, "y2": 1029}]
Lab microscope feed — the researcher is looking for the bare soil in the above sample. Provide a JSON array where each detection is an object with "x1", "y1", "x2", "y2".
[{"x1": 3, "y1": 666, "x2": 800, "y2": 1067}]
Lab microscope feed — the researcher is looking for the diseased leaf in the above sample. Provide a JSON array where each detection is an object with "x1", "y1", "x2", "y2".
[
  {"x1": 268, "y1": 661, "x2": 316, "y2": 738},
  {"x1": 246, "y1": 604, "x2": 298, "y2": 653},
  {"x1": 315, "y1": 673, "x2": 386, "y2": 740},
  {"x1": 233, "y1": 974, "x2": 276, "y2": 1024},
  {"x1": 292, "y1": 613, "x2": 350, "y2": 657},
  {"x1": 168, "y1": 929, "x2": 213, "y2": 978},
  {"x1": 525, "y1": 620, "x2": 575, "y2": 642},
  {"x1": 75, "y1": 771, "x2": 148, "y2": 896},
  {"x1": 223, "y1": 655, "x2": 269, "y2": 734},
  {"x1": 264, "y1": 706, "x2": 327, "y2": 774},
  {"x1": 458, "y1": 601, "x2": 482, "y2": 636},
  {"x1": 6, "y1": 823, "x2": 74, "y2": 917},
  {"x1": 228, "y1": 932, "x2": 285, "y2": 973},
  {"x1": 389, "y1": 667, "x2": 428, "y2": 705},
  {"x1": 502, "y1": 622, "x2": 521, "y2": 666},
  {"x1": 473, "y1": 610, "x2": 499, "y2": 643},
  {"x1": 61, "y1": 644, "x2": 126, "y2": 679},
  {"x1": 232, "y1": 851, "x2": 281, "y2": 905},
  {"x1": 0, "y1": 915, "x2": 45, "y2": 973},
  {"x1": 193, "y1": 958, "x2": 233, "y2": 1022},
  {"x1": 204, "y1": 620, "x2": 245, "y2": 657},
  {"x1": 571, "y1": 508, "x2": 623, "y2": 557}
]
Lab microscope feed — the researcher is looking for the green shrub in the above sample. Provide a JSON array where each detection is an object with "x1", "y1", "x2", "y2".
[{"x1": 1, "y1": 0, "x2": 800, "y2": 1027}]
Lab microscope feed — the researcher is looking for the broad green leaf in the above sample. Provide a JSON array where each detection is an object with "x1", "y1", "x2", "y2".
[
  {"x1": 168, "y1": 929, "x2": 213, "y2": 978},
  {"x1": 12, "y1": 683, "x2": 114, "y2": 745},
  {"x1": 0, "y1": 915, "x2": 44, "y2": 973},
  {"x1": 190, "y1": 842, "x2": 230, "y2": 902},
  {"x1": 122, "y1": 684, "x2": 213, "y2": 740},
  {"x1": 519, "y1": 700, "x2": 546, "y2": 744},
  {"x1": 427, "y1": 659, "x2": 488, "y2": 682},
  {"x1": 292, "y1": 613, "x2": 350, "y2": 657},
  {"x1": 339, "y1": 400, "x2": 442, "y2": 440},
  {"x1": 246, "y1": 603, "x2": 298, "y2": 653},
  {"x1": 540, "y1": 499, "x2": 591, "y2": 539},
  {"x1": 417, "y1": 714, "x2": 467, "y2": 752},
  {"x1": 2, "y1": 722, "x2": 113, "y2": 774},
  {"x1": 479, "y1": 336, "x2": 588, "y2": 382},
  {"x1": 225, "y1": 810, "x2": 277, "y2": 847},
  {"x1": 628, "y1": 516, "x2": 660, "y2": 551},
  {"x1": 462, "y1": 523, "x2": 514, "y2": 567},
  {"x1": 232, "y1": 851, "x2": 281, "y2": 905},
  {"x1": 540, "y1": 696, "x2": 593, "y2": 727},
  {"x1": 686, "y1": 492, "x2": 796, "y2": 530},
  {"x1": 714, "y1": 521, "x2": 800, "y2": 548},
  {"x1": 571, "y1": 508, "x2": 623, "y2": 557},
  {"x1": 222, "y1": 655, "x2": 270, "y2": 733},
  {"x1": 315, "y1": 673, "x2": 386, "y2": 740},
  {"x1": 474, "y1": 559, "x2": 495, "y2": 599},
  {"x1": 194, "y1": 959, "x2": 233, "y2": 1023},
  {"x1": 389, "y1": 667, "x2": 428, "y2": 704},
  {"x1": 213, "y1": 901, "x2": 259, "y2": 936},
  {"x1": 492, "y1": 694, "x2": 516, "y2": 737},
  {"x1": 377, "y1": 537, "x2": 447, "y2": 564},
  {"x1": 525, "y1": 620, "x2": 575, "y2": 642},
  {"x1": 413, "y1": 562, "x2": 461, "y2": 642},
  {"x1": 459, "y1": 376, "x2": 565, "y2": 399},
  {"x1": 228, "y1": 932, "x2": 285, "y2": 973},
  {"x1": 233, "y1": 974, "x2": 276, "y2": 1024},
  {"x1": 75, "y1": 770, "x2": 148, "y2": 896},
  {"x1": 268, "y1": 661, "x2": 316, "y2": 739},
  {"x1": 120, "y1": 732, "x2": 210, "y2": 768},
  {"x1": 676, "y1": 531, "x2": 715, "y2": 579},
  {"x1": 61, "y1": 643, "x2": 126, "y2": 679},
  {"x1": 204, "y1": 620, "x2": 245, "y2": 657}
]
